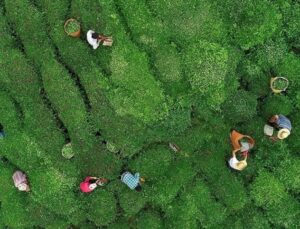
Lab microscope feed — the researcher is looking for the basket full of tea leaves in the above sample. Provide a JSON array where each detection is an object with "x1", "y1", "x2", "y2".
[
  {"x1": 64, "y1": 19, "x2": 81, "y2": 37},
  {"x1": 61, "y1": 143, "x2": 74, "y2": 159},
  {"x1": 270, "y1": 77, "x2": 289, "y2": 93}
]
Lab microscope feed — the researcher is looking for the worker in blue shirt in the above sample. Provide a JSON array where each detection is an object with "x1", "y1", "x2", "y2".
[
  {"x1": 120, "y1": 171, "x2": 144, "y2": 192},
  {"x1": 268, "y1": 114, "x2": 292, "y2": 140}
]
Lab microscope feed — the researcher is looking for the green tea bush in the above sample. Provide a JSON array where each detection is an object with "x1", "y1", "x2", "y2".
[
  {"x1": 276, "y1": 158, "x2": 300, "y2": 194},
  {"x1": 115, "y1": 0, "x2": 167, "y2": 50},
  {"x1": 193, "y1": 144, "x2": 248, "y2": 212},
  {"x1": 85, "y1": 190, "x2": 117, "y2": 226},
  {"x1": 251, "y1": 170, "x2": 287, "y2": 208},
  {"x1": 278, "y1": 53, "x2": 300, "y2": 96},
  {"x1": 266, "y1": 196, "x2": 300, "y2": 228},
  {"x1": 136, "y1": 211, "x2": 163, "y2": 229},
  {"x1": 147, "y1": 0, "x2": 228, "y2": 44},
  {"x1": 238, "y1": 59, "x2": 269, "y2": 97},
  {"x1": 148, "y1": 159, "x2": 195, "y2": 208},
  {"x1": 29, "y1": 167, "x2": 79, "y2": 217},
  {"x1": 252, "y1": 38, "x2": 288, "y2": 70},
  {"x1": 154, "y1": 46, "x2": 183, "y2": 83},
  {"x1": 261, "y1": 94, "x2": 293, "y2": 118},
  {"x1": 184, "y1": 40, "x2": 228, "y2": 109},
  {"x1": 165, "y1": 179, "x2": 227, "y2": 228},
  {"x1": 118, "y1": 185, "x2": 147, "y2": 217},
  {"x1": 1, "y1": 0, "x2": 300, "y2": 226},
  {"x1": 230, "y1": 0, "x2": 282, "y2": 49},
  {"x1": 129, "y1": 145, "x2": 173, "y2": 180},
  {"x1": 0, "y1": 161, "x2": 35, "y2": 228},
  {"x1": 284, "y1": 3, "x2": 300, "y2": 47},
  {"x1": 222, "y1": 90, "x2": 258, "y2": 124}
]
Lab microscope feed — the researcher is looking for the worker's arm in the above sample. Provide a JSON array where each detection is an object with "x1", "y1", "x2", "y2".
[
  {"x1": 232, "y1": 149, "x2": 240, "y2": 157},
  {"x1": 269, "y1": 136, "x2": 279, "y2": 142},
  {"x1": 90, "y1": 176, "x2": 99, "y2": 179}
]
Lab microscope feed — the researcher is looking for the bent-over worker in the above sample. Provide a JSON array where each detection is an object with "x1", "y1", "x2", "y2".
[
  {"x1": 121, "y1": 171, "x2": 144, "y2": 192},
  {"x1": 228, "y1": 149, "x2": 248, "y2": 171},
  {"x1": 80, "y1": 176, "x2": 108, "y2": 193},
  {"x1": 230, "y1": 129, "x2": 255, "y2": 151},
  {"x1": 87, "y1": 30, "x2": 113, "y2": 49},
  {"x1": 266, "y1": 114, "x2": 292, "y2": 140},
  {"x1": 12, "y1": 170, "x2": 30, "y2": 192}
]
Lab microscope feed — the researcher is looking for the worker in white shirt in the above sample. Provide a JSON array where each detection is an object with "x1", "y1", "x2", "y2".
[
  {"x1": 228, "y1": 148, "x2": 248, "y2": 171},
  {"x1": 86, "y1": 30, "x2": 113, "y2": 49}
]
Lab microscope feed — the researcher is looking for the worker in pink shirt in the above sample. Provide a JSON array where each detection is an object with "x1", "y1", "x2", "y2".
[
  {"x1": 12, "y1": 170, "x2": 30, "y2": 192},
  {"x1": 80, "y1": 176, "x2": 108, "y2": 193}
]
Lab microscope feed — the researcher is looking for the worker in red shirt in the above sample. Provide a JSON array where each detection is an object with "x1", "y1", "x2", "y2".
[{"x1": 80, "y1": 176, "x2": 108, "y2": 193}]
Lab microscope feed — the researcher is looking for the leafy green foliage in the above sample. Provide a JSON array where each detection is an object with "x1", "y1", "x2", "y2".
[
  {"x1": 85, "y1": 190, "x2": 117, "y2": 226},
  {"x1": 251, "y1": 170, "x2": 287, "y2": 208},
  {"x1": 222, "y1": 90, "x2": 258, "y2": 123},
  {"x1": 261, "y1": 94, "x2": 293, "y2": 118},
  {"x1": 129, "y1": 145, "x2": 173, "y2": 180},
  {"x1": 136, "y1": 211, "x2": 163, "y2": 229},
  {"x1": 1, "y1": 0, "x2": 300, "y2": 227},
  {"x1": 230, "y1": 0, "x2": 282, "y2": 49},
  {"x1": 184, "y1": 40, "x2": 229, "y2": 109}
]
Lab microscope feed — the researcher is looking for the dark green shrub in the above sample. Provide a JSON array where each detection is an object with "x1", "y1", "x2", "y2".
[
  {"x1": 230, "y1": 0, "x2": 282, "y2": 49},
  {"x1": 261, "y1": 95, "x2": 293, "y2": 118},
  {"x1": 129, "y1": 145, "x2": 173, "y2": 180},
  {"x1": 85, "y1": 190, "x2": 117, "y2": 226},
  {"x1": 148, "y1": 159, "x2": 196, "y2": 207},
  {"x1": 107, "y1": 218, "x2": 131, "y2": 229},
  {"x1": 238, "y1": 59, "x2": 270, "y2": 97},
  {"x1": 118, "y1": 185, "x2": 147, "y2": 217},
  {"x1": 278, "y1": 53, "x2": 300, "y2": 96},
  {"x1": 284, "y1": 3, "x2": 300, "y2": 46},
  {"x1": 165, "y1": 180, "x2": 227, "y2": 229},
  {"x1": 222, "y1": 90, "x2": 258, "y2": 124},
  {"x1": 193, "y1": 147, "x2": 248, "y2": 212},
  {"x1": 136, "y1": 211, "x2": 163, "y2": 229}
]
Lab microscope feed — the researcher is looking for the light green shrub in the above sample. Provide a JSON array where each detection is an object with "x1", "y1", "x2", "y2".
[
  {"x1": 230, "y1": 0, "x2": 282, "y2": 49},
  {"x1": 29, "y1": 167, "x2": 80, "y2": 216},
  {"x1": 250, "y1": 170, "x2": 287, "y2": 208},
  {"x1": 147, "y1": 0, "x2": 228, "y2": 43},
  {"x1": 184, "y1": 40, "x2": 228, "y2": 109},
  {"x1": 276, "y1": 158, "x2": 300, "y2": 193},
  {"x1": 266, "y1": 196, "x2": 300, "y2": 228}
]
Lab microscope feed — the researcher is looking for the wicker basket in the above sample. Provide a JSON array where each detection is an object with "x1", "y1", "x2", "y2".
[
  {"x1": 64, "y1": 18, "x2": 81, "y2": 38},
  {"x1": 270, "y1": 77, "x2": 289, "y2": 94}
]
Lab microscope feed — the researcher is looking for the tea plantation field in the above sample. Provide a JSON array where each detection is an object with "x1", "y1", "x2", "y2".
[{"x1": 1, "y1": 0, "x2": 300, "y2": 228}]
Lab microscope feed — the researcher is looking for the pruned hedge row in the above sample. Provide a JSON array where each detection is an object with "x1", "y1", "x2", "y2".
[{"x1": 1, "y1": 0, "x2": 300, "y2": 228}]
